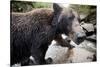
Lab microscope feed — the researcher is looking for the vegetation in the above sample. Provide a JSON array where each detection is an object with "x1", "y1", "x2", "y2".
[
  {"x1": 70, "y1": 4, "x2": 96, "y2": 15},
  {"x1": 11, "y1": 1, "x2": 52, "y2": 12}
]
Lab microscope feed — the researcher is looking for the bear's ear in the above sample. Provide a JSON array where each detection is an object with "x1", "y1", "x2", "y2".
[
  {"x1": 52, "y1": 3, "x2": 63, "y2": 26},
  {"x1": 53, "y1": 3, "x2": 62, "y2": 14}
]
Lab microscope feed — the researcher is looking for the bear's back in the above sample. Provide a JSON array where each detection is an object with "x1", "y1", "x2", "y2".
[
  {"x1": 11, "y1": 8, "x2": 54, "y2": 33},
  {"x1": 11, "y1": 8, "x2": 53, "y2": 24}
]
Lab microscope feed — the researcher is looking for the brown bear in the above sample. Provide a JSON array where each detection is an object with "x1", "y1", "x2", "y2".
[{"x1": 11, "y1": 3, "x2": 86, "y2": 66}]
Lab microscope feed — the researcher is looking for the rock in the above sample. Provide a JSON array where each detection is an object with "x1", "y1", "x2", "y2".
[
  {"x1": 81, "y1": 23, "x2": 94, "y2": 32},
  {"x1": 71, "y1": 47, "x2": 94, "y2": 63},
  {"x1": 81, "y1": 23, "x2": 95, "y2": 36},
  {"x1": 45, "y1": 40, "x2": 96, "y2": 64},
  {"x1": 80, "y1": 10, "x2": 96, "y2": 25},
  {"x1": 80, "y1": 14, "x2": 87, "y2": 20},
  {"x1": 86, "y1": 34, "x2": 96, "y2": 42},
  {"x1": 78, "y1": 40, "x2": 96, "y2": 52}
]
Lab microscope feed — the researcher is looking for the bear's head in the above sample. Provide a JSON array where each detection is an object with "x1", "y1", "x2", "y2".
[{"x1": 52, "y1": 3, "x2": 86, "y2": 45}]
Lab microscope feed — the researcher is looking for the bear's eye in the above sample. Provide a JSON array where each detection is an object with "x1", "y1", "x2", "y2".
[{"x1": 68, "y1": 15, "x2": 75, "y2": 20}]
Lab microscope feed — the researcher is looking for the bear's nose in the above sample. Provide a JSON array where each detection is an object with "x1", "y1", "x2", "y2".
[
  {"x1": 76, "y1": 32, "x2": 86, "y2": 43},
  {"x1": 77, "y1": 32, "x2": 86, "y2": 38}
]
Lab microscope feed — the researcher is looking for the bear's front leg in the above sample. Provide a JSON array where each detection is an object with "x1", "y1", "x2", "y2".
[{"x1": 31, "y1": 44, "x2": 51, "y2": 65}]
